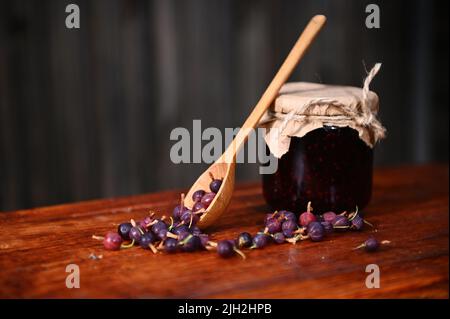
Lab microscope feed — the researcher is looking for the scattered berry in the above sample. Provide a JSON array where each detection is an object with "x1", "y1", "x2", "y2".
[
  {"x1": 307, "y1": 222, "x2": 325, "y2": 242},
  {"x1": 164, "y1": 238, "x2": 178, "y2": 253},
  {"x1": 129, "y1": 226, "x2": 143, "y2": 243},
  {"x1": 332, "y1": 215, "x2": 351, "y2": 230},
  {"x1": 237, "y1": 232, "x2": 253, "y2": 248},
  {"x1": 299, "y1": 202, "x2": 316, "y2": 226},
  {"x1": 140, "y1": 232, "x2": 156, "y2": 249},
  {"x1": 265, "y1": 218, "x2": 282, "y2": 234},
  {"x1": 117, "y1": 223, "x2": 132, "y2": 240},
  {"x1": 273, "y1": 232, "x2": 286, "y2": 244},
  {"x1": 351, "y1": 215, "x2": 364, "y2": 231},
  {"x1": 321, "y1": 221, "x2": 333, "y2": 234},
  {"x1": 103, "y1": 232, "x2": 123, "y2": 251},
  {"x1": 180, "y1": 235, "x2": 201, "y2": 252},
  {"x1": 322, "y1": 211, "x2": 337, "y2": 223},
  {"x1": 252, "y1": 233, "x2": 270, "y2": 249},
  {"x1": 217, "y1": 240, "x2": 234, "y2": 258},
  {"x1": 280, "y1": 210, "x2": 296, "y2": 221}
]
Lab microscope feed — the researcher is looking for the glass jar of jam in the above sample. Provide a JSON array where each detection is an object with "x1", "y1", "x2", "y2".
[
  {"x1": 262, "y1": 125, "x2": 373, "y2": 213},
  {"x1": 260, "y1": 76, "x2": 385, "y2": 215}
]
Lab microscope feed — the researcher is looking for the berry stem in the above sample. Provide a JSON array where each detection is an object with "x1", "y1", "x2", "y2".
[
  {"x1": 207, "y1": 241, "x2": 217, "y2": 247},
  {"x1": 364, "y1": 220, "x2": 374, "y2": 227},
  {"x1": 180, "y1": 193, "x2": 185, "y2": 209},
  {"x1": 208, "y1": 172, "x2": 215, "y2": 181},
  {"x1": 92, "y1": 235, "x2": 104, "y2": 241},
  {"x1": 307, "y1": 201, "x2": 313, "y2": 213},
  {"x1": 166, "y1": 232, "x2": 178, "y2": 239},
  {"x1": 178, "y1": 234, "x2": 193, "y2": 246},
  {"x1": 348, "y1": 206, "x2": 359, "y2": 221},
  {"x1": 149, "y1": 244, "x2": 158, "y2": 254},
  {"x1": 120, "y1": 240, "x2": 135, "y2": 249},
  {"x1": 353, "y1": 243, "x2": 366, "y2": 250},
  {"x1": 233, "y1": 247, "x2": 246, "y2": 260}
]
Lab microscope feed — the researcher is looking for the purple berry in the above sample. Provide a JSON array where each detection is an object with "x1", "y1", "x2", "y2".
[
  {"x1": 140, "y1": 216, "x2": 155, "y2": 229},
  {"x1": 307, "y1": 222, "x2": 325, "y2": 242},
  {"x1": 164, "y1": 238, "x2": 178, "y2": 253},
  {"x1": 177, "y1": 231, "x2": 190, "y2": 242},
  {"x1": 253, "y1": 233, "x2": 270, "y2": 248},
  {"x1": 210, "y1": 179, "x2": 222, "y2": 193},
  {"x1": 364, "y1": 237, "x2": 380, "y2": 252},
  {"x1": 283, "y1": 228, "x2": 295, "y2": 238},
  {"x1": 193, "y1": 201, "x2": 206, "y2": 212},
  {"x1": 181, "y1": 235, "x2": 201, "y2": 252},
  {"x1": 265, "y1": 218, "x2": 282, "y2": 233},
  {"x1": 172, "y1": 205, "x2": 186, "y2": 221},
  {"x1": 282, "y1": 219, "x2": 297, "y2": 232},
  {"x1": 189, "y1": 226, "x2": 202, "y2": 236},
  {"x1": 139, "y1": 232, "x2": 156, "y2": 249},
  {"x1": 151, "y1": 220, "x2": 168, "y2": 234},
  {"x1": 299, "y1": 212, "x2": 316, "y2": 227},
  {"x1": 172, "y1": 225, "x2": 189, "y2": 236},
  {"x1": 322, "y1": 211, "x2": 337, "y2": 223},
  {"x1": 103, "y1": 232, "x2": 123, "y2": 251},
  {"x1": 129, "y1": 226, "x2": 143, "y2": 242},
  {"x1": 217, "y1": 240, "x2": 234, "y2": 258},
  {"x1": 333, "y1": 215, "x2": 350, "y2": 230},
  {"x1": 273, "y1": 232, "x2": 285, "y2": 244},
  {"x1": 180, "y1": 210, "x2": 199, "y2": 226},
  {"x1": 117, "y1": 223, "x2": 132, "y2": 240},
  {"x1": 351, "y1": 215, "x2": 364, "y2": 230},
  {"x1": 200, "y1": 192, "x2": 216, "y2": 208},
  {"x1": 237, "y1": 232, "x2": 253, "y2": 248},
  {"x1": 192, "y1": 190, "x2": 206, "y2": 202},
  {"x1": 280, "y1": 210, "x2": 296, "y2": 221},
  {"x1": 321, "y1": 221, "x2": 333, "y2": 234},
  {"x1": 156, "y1": 228, "x2": 168, "y2": 240},
  {"x1": 264, "y1": 213, "x2": 275, "y2": 224}
]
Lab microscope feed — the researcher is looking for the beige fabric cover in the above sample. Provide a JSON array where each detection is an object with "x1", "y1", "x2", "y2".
[{"x1": 259, "y1": 82, "x2": 386, "y2": 158}]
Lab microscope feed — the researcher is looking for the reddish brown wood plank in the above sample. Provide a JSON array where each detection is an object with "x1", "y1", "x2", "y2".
[{"x1": 0, "y1": 164, "x2": 448, "y2": 298}]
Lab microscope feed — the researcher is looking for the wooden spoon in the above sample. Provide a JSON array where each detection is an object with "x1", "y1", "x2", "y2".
[{"x1": 186, "y1": 15, "x2": 327, "y2": 229}]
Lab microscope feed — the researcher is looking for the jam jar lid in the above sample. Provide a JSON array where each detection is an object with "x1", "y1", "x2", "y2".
[{"x1": 259, "y1": 64, "x2": 387, "y2": 158}]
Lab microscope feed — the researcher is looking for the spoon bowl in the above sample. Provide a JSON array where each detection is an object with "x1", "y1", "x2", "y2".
[{"x1": 185, "y1": 161, "x2": 235, "y2": 228}]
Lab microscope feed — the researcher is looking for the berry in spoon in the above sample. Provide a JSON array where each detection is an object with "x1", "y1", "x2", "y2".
[
  {"x1": 192, "y1": 190, "x2": 206, "y2": 202},
  {"x1": 208, "y1": 172, "x2": 223, "y2": 193},
  {"x1": 200, "y1": 192, "x2": 216, "y2": 209}
]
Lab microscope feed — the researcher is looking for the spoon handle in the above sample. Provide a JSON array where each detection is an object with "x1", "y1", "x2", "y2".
[{"x1": 221, "y1": 15, "x2": 327, "y2": 163}]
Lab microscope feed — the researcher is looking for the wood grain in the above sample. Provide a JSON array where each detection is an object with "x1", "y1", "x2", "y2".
[{"x1": 0, "y1": 164, "x2": 448, "y2": 298}]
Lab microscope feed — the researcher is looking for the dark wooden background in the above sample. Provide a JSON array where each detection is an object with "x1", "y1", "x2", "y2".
[{"x1": 0, "y1": 0, "x2": 448, "y2": 211}]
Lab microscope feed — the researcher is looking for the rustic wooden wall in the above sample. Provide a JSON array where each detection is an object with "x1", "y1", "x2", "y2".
[{"x1": 0, "y1": 0, "x2": 448, "y2": 211}]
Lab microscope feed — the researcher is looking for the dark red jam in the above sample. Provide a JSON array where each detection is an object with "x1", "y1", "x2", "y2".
[{"x1": 262, "y1": 126, "x2": 373, "y2": 214}]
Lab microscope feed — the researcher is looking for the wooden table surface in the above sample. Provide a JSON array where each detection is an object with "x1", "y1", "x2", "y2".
[{"x1": 0, "y1": 164, "x2": 448, "y2": 298}]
